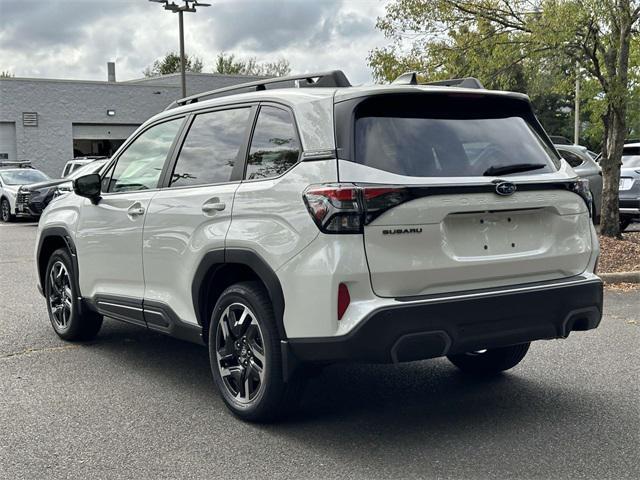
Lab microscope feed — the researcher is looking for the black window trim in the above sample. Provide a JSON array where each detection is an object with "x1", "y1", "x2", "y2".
[
  {"x1": 100, "y1": 114, "x2": 188, "y2": 196},
  {"x1": 240, "y1": 102, "x2": 304, "y2": 183},
  {"x1": 158, "y1": 102, "x2": 258, "y2": 190}
]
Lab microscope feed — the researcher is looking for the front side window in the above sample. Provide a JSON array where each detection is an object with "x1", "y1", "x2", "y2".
[
  {"x1": 105, "y1": 118, "x2": 183, "y2": 193},
  {"x1": 245, "y1": 106, "x2": 300, "y2": 180},
  {"x1": 170, "y1": 108, "x2": 252, "y2": 188}
]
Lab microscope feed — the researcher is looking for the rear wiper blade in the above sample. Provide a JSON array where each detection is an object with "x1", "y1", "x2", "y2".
[{"x1": 483, "y1": 163, "x2": 547, "y2": 176}]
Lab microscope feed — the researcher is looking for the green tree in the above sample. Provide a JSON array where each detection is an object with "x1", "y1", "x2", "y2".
[
  {"x1": 214, "y1": 53, "x2": 291, "y2": 77},
  {"x1": 0, "y1": 70, "x2": 14, "y2": 78},
  {"x1": 143, "y1": 52, "x2": 204, "y2": 77},
  {"x1": 370, "y1": 0, "x2": 640, "y2": 237}
]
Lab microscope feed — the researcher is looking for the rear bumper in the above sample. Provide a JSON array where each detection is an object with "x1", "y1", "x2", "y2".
[{"x1": 288, "y1": 276, "x2": 603, "y2": 364}]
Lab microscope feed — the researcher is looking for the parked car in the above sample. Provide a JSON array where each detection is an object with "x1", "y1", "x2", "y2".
[
  {"x1": 555, "y1": 144, "x2": 603, "y2": 222},
  {"x1": 549, "y1": 135, "x2": 572, "y2": 145},
  {"x1": 0, "y1": 166, "x2": 50, "y2": 222},
  {"x1": 15, "y1": 159, "x2": 109, "y2": 218},
  {"x1": 619, "y1": 142, "x2": 640, "y2": 231},
  {"x1": 35, "y1": 71, "x2": 603, "y2": 421},
  {"x1": 61, "y1": 156, "x2": 107, "y2": 178}
]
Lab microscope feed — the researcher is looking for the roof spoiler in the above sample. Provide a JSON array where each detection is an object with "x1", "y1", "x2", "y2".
[
  {"x1": 392, "y1": 72, "x2": 484, "y2": 89},
  {"x1": 164, "y1": 70, "x2": 351, "y2": 110}
]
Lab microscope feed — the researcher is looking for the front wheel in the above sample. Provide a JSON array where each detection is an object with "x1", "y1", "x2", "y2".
[
  {"x1": 1, "y1": 198, "x2": 15, "y2": 222},
  {"x1": 208, "y1": 281, "x2": 303, "y2": 422},
  {"x1": 447, "y1": 343, "x2": 530, "y2": 375},
  {"x1": 45, "y1": 248, "x2": 103, "y2": 341}
]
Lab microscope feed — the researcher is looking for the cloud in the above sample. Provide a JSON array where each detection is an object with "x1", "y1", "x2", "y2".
[{"x1": 0, "y1": 0, "x2": 388, "y2": 83}]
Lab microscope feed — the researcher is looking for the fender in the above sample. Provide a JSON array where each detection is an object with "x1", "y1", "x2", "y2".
[
  {"x1": 37, "y1": 226, "x2": 79, "y2": 293},
  {"x1": 191, "y1": 248, "x2": 287, "y2": 339}
]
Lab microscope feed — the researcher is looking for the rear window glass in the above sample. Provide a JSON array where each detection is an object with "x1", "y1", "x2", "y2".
[{"x1": 353, "y1": 95, "x2": 558, "y2": 177}]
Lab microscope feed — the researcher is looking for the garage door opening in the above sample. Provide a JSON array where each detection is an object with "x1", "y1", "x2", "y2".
[
  {"x1": 73, "y1": 139, "x2": 125, "y2": 157},
  {"x1": 72, "y1": 123, "x2": 139, "y2": 158}
]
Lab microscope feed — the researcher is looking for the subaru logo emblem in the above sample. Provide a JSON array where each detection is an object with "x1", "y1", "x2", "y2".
[{"x1": 495, "y1": 182, "x2": 516, "y2": 196}]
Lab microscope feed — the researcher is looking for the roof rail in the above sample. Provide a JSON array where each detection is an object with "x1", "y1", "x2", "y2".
[
  {"x1": 165, "y1": 70, "x2": 351, "y2": 110},
  {"x1": 0, "y1": 160, "x2": 33, "y2": 168},
  {"x1": 392, "y1": 72, "x2": 484, "y2": 89}
]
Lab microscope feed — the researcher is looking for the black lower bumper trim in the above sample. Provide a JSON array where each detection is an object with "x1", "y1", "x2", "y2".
[{"x1": 289, "y1": 279, "x2": 603, "y2": 364}]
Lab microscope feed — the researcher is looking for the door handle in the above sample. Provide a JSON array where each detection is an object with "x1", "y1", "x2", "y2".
[
  {"x1": 127, "y1": 204, "x2": 145, "y2": 217},
  {"x1": 202, "y1": 202, "x2": 226, "y2": 213}
]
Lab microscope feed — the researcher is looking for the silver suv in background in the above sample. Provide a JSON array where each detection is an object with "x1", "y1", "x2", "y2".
[{"x1": 620, "y1": 143, "x2": 640, "y2": 231}]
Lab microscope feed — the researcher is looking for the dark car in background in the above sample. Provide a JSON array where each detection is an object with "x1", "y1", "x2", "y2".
[
  {"x1": 555, "y1": 144, "x2": 603, "y2": 222},
  {"x1": 619, "y1": 143, "x2": 640, "y2": 231},
  {"x1": 15, "y1": 159, "x2": 108, "y2": 218}
]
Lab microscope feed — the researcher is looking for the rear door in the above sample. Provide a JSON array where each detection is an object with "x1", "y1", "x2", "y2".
[
  {"x1": 336, "y1": 92, "x2": 593, "y2": 297},
  {"x1": 142, "y1": 106, "x2": 255, "y2": 327}
]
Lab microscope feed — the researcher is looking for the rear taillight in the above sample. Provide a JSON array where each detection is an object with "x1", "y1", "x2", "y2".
[
  {"x1": 570, "y1": 178, "x2": 593, "y2": 217},
  {"x1": 303, "y1": 183, "x2": 408, "y2": 234}
]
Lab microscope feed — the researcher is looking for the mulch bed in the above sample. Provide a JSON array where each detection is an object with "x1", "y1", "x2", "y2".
[{"x1": 598, "y1": 232, "x2": 640, "y2": 273}]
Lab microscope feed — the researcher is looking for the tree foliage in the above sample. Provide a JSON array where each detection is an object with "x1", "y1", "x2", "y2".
[
  {"x1": 0, "y1": 70, "x2": 14, "y2": 78},
  {"x1": 143, "y1": 52, "x2": 204, "y2": 77},
  {"x1": 369, "y1": 0, "x2": 640, "y2": 237},
  {"x1": 214, "y1": 53, "x2": 291, "y2": 77}
]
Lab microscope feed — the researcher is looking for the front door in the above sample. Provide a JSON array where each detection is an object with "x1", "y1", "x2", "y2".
[{"x1": 75, "y1": 117, "x2": 184, "y2": 306}]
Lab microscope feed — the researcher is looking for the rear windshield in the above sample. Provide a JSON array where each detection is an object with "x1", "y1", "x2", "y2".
[
  {"x1": 622, "y1": 147, "x2": 640, "y2": 168},
  {"x1": 353, "y1": 95, "x2": 558, "y2": 177}
]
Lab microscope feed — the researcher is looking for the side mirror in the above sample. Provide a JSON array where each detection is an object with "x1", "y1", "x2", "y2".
[{"x1": 73, "y1": 173, "x2": 101, "y2": 204}]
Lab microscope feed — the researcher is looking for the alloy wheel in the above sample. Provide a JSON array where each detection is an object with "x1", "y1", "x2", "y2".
[
  {"x1": 215, "y1": 302, "x2": 266, "y2": 404},
  {"x1": 48, "y1": 261, "x2": 73, "y2": 330}
]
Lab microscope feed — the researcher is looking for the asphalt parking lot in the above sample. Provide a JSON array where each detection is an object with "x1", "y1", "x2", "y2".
[{"x1": 1, "y1": 221, "x2": 638, "y2": 480}]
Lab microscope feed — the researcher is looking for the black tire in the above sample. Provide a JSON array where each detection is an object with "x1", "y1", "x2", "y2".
[
  {"x1": 1, "y1": 198, "x2": 15, "y2": 222},
  {"x1": 45, "y1": 248, "x2": 103, "y2": 341},
  {"x1": 447, "y1": 343, "x2": 530, "y2": 375},
  {"x1": 620, "y1": 216, "x2": 631, "y2": 232},
  {"x1": 208, "y1": 281, "x2": 303, "y2": 422}
]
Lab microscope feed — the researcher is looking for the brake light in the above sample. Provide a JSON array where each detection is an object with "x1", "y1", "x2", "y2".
[
  {"x1": 337, "y1": 283, "x2": 350, "y2": 320},
  {"x1": 570, "y1": 178, "x2": 593, "y2": 217},
  {"x1": 303, "y1": 183, "x2": 408, "y2": 234}
]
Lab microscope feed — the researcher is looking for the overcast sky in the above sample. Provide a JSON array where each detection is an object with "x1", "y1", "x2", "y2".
[{"x1": 0, "y1": 0, "x2": 390, "y2": 84}]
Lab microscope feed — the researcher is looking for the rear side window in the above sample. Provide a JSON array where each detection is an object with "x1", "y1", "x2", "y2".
[
  {"x1": 622, "y1": 147, "x2": 640, "y2": 168},
  {"x1": 353, "y1": 95, "x2": 557, "y2": 177},
  {"x1": 245, "y1": 106, "x2": 300, "y2": 180},
  {"x1": 170, "y1": 108, "x2": 252, "y2": 187},
  {"x1": 559, "y1": 150, "x2": 584, "y2": 168}
]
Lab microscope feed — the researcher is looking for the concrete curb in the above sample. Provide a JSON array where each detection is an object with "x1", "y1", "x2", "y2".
[{"x1": 599, "y1": 271, "x2": 640, "y2": 284}]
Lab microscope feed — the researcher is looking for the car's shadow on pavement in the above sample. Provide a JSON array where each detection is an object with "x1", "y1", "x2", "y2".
[{"x1": 90, "y1": 319, "x2": 621, "y2": 444}]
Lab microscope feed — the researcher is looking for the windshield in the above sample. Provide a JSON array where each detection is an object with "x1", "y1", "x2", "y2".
[
  {"x1": 0, "y1": 169, "x2": 50, "y2": 185},
  {"x1": 353, "y1": 95, "x2": 557, "y2": 177},
  {"x1": 68, "y1": 160, "x2": 108, "y2": 179},
  {"x1": 622, "y1": 147, "x2": 640, "y2": 168}
]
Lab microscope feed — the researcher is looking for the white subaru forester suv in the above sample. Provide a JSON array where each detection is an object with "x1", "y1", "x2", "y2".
[{"x1": 35, "y1": 71, "x2": 603, "y2": 421}]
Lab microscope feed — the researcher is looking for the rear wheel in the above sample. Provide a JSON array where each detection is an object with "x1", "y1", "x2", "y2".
[
  {"x1": 447, "y1": 343, "x2": 530, "y2": 375},
  {"x1": 1, "y1": 198, "x2": 15, "y2": 222},
  {"x1": 45, "y1": 248, "x2": 103, "y2": 341},
  {"x1": 208, "y1": 281, "x2": 303, "y2": 422}
]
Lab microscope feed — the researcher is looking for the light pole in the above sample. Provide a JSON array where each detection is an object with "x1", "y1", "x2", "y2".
[{"x1": 149, "y1": 0, "x2": 210, "y2": 98}]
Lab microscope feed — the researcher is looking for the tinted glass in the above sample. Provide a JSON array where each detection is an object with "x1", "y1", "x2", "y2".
[
  {"x1": 106, "y1": 118, "x2": 182, "y2": 193},
  {"x1": 353, "y1": 95, "x2": 557, "y2": 177},
  {"x1": 170, "y1": 108, "x2": 251, "y2": 187},
  {"x1": 0, "y1": 169, "x2": 49, "y2": 185},
  {"x1": 559, "y1": 150, "x2": 584, "y2": 168},
  {"x1": 246, "y1": 106, "x2": 300, "y2": 180}
]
